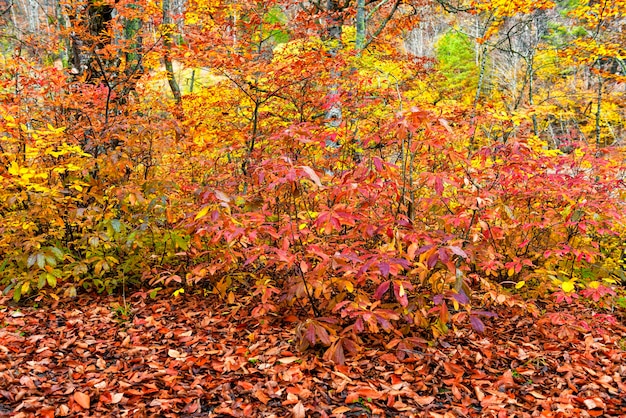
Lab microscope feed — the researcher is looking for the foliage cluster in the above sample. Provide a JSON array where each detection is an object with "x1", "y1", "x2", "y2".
[{"x1": 1, "y1": 0, "x2": 625, "y2": 360}]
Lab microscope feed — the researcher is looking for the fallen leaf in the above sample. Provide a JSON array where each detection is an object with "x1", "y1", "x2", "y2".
[
  {"x1": 332, "y1": 406, "x2": 351, "y2": 414},
  {"x1": 278, "y1": 356, "x2": 301, "y2": 364},
  {"x1": 168, "y1": 349, "x2": 186, "y2": 359},
  {"x1": 414, "y1": 395, "x2": 435, "y2": 406},
  {"x1": 74, "y1": 392, "x2": 90, "y2": 409},
  {"x1": 345, "y1": 392, "x2": 360, "y2": 403},
  {"x1": 583, "y1": 397, "x2": 605, "y2": 410},
  {"x1": 292, "y1": 401, "x2": 306, "y2": 418},
  {"x1": 254, "y1": 389, "x2": 270, "y2": 404}
]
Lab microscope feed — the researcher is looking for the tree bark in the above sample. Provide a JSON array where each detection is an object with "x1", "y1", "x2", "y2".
[{"x1": 162, "y1": 0, "x2": 182, "y2": 105}]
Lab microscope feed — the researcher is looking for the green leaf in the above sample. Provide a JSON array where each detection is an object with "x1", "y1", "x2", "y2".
[
  {"x1": 27, "y1": 254, "x2": 37, "y2": 268},
  {"x1": 36, "y1": 253, "x2": 45, "y2": 269},
  {"x1": 45, "y1": 255, "x2": 57, "y2": 267},
  {"x1": 110, "y1": 219, "x2": 121, "y2": 234},
  {"x1": 149, "y1": 287, "x2": 162, "y2": 299},
  {"x1": 50, "y1": 246, "x2": 64, "y2": 260},
  {"x1": 13, "y1": 282, "x2": 22, "y2": 302},
  {"x1": 46, "y1": 274, "x2": 57, "y2": 288}
]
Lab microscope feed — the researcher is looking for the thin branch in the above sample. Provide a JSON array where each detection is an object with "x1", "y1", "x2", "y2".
[
  {"x1": 361, "y1": 0, "x2": 400, "y2": 51},
  {"x1": 366, "y1": 0, "x2": 390, "y2": 20}
]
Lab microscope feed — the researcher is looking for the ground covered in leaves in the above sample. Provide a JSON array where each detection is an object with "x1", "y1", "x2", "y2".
[{"x1": 1, "y1": 293, "x2": 625, "y2": 418}]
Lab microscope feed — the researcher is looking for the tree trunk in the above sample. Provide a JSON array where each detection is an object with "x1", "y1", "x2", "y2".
[{"x1": 162, "y1": 0, "x2": 182, "y2": 105}]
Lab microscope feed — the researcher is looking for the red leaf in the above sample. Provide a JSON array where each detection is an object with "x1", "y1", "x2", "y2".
[
  {"x1": 449, "y1": 245, "x2": 468, "y2": 258},
  {"x1": 379, "y1": 262, "x2": 390, "y2": 278},
  {"x1": 315, "y1": 324, "x2": 331, "y2": 346},
  {"x1": 306, "y1": 324, "x2": 316, "y2": 345},
  {"x1": 374, "y1": 281, "x2": 390, "y2": 300},
  {"x1": 470, "y1": 315, "x2": 485, "y2": 333},
  {"x1": 434, "y1": 176, "x2": 444, "y2": 195}
]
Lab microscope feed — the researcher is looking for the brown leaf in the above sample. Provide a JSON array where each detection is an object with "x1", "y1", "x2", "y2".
[
  {"x1": 292, "y1": 401, "x2": 306, "y2": 418},
  {"x1": 414, "y1": 395, "x2": 435, "y2": 406},
  {"x1": 74, "y1": 391, "x2": 90, "y2": 409},
  {"x1": 278, "y1": 356, "x2": 301, "y2": 364},
  {"x1": 583, "y1": 397, "x2": 605, "y2": 410},
  {"x1": 529, "y1": 391, "x2": 546, "y2": 399},
  {"x1": 494, "y1": 370, "x2": 517, "y2": 390},
  {"x1": 254, "y1": 389, "x2": 270, "y2": 404}
]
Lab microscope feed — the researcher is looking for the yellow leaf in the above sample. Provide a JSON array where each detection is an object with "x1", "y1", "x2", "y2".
[
  {"x1": 561, "y1": 281, "x2": 575, "y2": 293},
  {"x1": 588, "y1": 281, "x2": 600, "y2": 289},
  {"x1": 195, "y1": 205, "x2": 210, "y2": 220},
  {"x1": 515, "y1": 281, "x2": 526, "y2": 289},
  {"x1": 21, "y1": 281, "x2": 30, "y2": 294},
  {"x1": 46, "y1": 274, "x2": 57, "y2": 288},
  {"x1": 8, "y1": 162, "x2": 19, "y2": 176},
  {"x1": 398, "y1": 283, "x2": 405, "y2": 297},
  {"x1": 345, "y1": 281, "x2": 353, "y2": 293}
]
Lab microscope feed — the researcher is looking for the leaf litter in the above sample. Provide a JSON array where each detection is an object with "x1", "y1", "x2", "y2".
[{"x1": 0, "y1": 293, "x2": 624, "y2": 417}]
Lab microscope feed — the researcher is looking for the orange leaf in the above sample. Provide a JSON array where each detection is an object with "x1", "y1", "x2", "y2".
[
  {"x1": 237, "y1": 381, "x2": 254, "y2": 391},
  {"x1": 254, "y1": 389, "x2": 270, "y2": 404},
  {"x1": 74, "y1": 392, "x2": 90, "y2": 409},
  {"x1": 414, "y1": 395, "x2": 435, "y2": 406},
  {"x1": 332, "y1": 406, "x2": 352, "y2": 414},
  {"x1": 356, "y1": 387, "x2": 380, "y2": 399},
  {"x1": 345, "y1": 392, "x2": 360, "y2": 403}
]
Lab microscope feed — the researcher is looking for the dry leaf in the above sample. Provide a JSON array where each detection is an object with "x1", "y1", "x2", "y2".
[
  {"x1": 74, "y1": 392, "x2": 90, "y2": 409},
  {"x1": 254, "y1": 389, "x2": 270, "y2": 404},
  {"x1": 332, "y1": 406, "x2": 351, "y2": 414},
  {"x1": 292, "y1": 401, "x2": 306, "y2": 418},
  {"x1": 529, "y1": 391, "x2": 546, "y2": 399},
  {"x1": 278, "y1": 356, "x2": 301, "y2": 364},
  {"x1": 414, "y1": 395, "x2": 435, "y2": 406},
  {"x1": 168, "y1": 349, "x2": 186, "y2": 359}
]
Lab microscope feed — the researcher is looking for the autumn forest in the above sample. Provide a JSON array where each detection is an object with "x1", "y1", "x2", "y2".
[{"x1": 1, "y1": 0, "x2": 626, "y2": 416}]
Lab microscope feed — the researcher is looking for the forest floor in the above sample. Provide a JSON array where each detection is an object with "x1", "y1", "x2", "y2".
[{"x1": 1, "y1": 292, "x2": 625, "y2": 418}]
